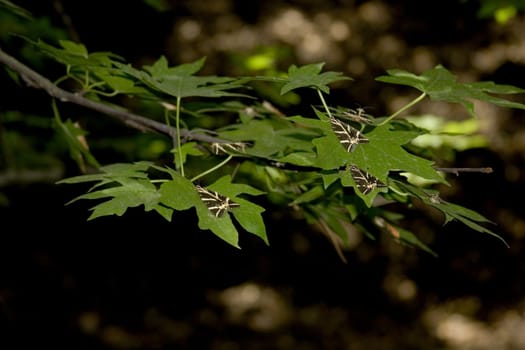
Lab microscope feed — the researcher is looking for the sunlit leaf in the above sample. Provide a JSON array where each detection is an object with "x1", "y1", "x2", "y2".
[
  {"x1": 159, "y1": 172, "x2": 200, "y2": 211},
  {"x1": 59, "y1": 40, "x2": 88, "y2": 58},
  {"x1": 208, "y1": 175, "x2": 268, "y2": 244},
  {"x1": 311, "y1": 113, "x2": 445, "y2": 183},
  {"x1": 57, "y1": 162, "x2": 172, "y2": 220},
  {"x1": 280, "y1": 62, "x2": 352, "y2": 95},
  {"x1": 376, "y1": 65, "x2": 525, "y2": 116}
]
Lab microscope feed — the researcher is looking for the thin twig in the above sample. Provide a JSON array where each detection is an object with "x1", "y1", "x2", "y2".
[
  {"x1": 0, "y1": 48, "x2": 228, "y2": 144},
  {"x1": 435, "y1": 167, "x2": 493, "y2": 176},
  {"x1": 52, "y1": 0, "x2": 81, "y2": 43}
]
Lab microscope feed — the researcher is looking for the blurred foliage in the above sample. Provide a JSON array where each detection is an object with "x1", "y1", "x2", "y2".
[{"x1": 467, "y1": 0, "x2": 525, "y2": 23}]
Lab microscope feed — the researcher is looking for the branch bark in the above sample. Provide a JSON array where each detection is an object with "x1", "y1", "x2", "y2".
[{"x1": 0, "y1": 48, "x2": 226, "y2": 144}]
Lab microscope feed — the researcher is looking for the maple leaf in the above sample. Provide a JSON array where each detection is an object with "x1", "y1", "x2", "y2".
[
  {"x1": 217, "y1": 118, "x2": 318, "y2": 159},
  {"x1": 393, "y1": 180, "x2": 507, "y2": 247},
  {"x1": 376, "y1": 65, "x2": 525, "y2": 116},
  {"x1": 114, "y1": 56, "x2": 249, "y2": 99},
  {"x1": 348, "y1": 124, "x2": 445, "y2": 183},
  {"x1": 304, "y1": 112, "x2": 444, "y2": 185},
  {"x1": 57, "y1": 162, "x2": 171, "y2": 221},
  {"x1": 280, "y1": 62, "x2": 352, "y2": 95},
  {"x1": 159, "y1": 174, "x2": 267, "y2": 248}
]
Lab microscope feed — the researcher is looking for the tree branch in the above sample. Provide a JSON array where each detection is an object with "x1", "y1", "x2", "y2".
[
  {"x1": 435, "y1": 167, "x2": 493, "y2": 175},
  {"x1": 0, "y1": 48, "x2": 227, "y2": 144},
  {"x1": 0, "y1": 48, "x2": 497, "y2": 176}
]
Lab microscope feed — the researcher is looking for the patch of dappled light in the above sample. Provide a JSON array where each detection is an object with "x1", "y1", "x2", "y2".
[
  {"x1": 496, "y1": 209, "x2": 525, "y2": 239},
  {"x1": 211, "y1": 282, "x2": 291, "y2": 332},
  {"x1": 346, "y1": 57, "x2": 367, "y2": 76},
  {"x1": 472, "y1": 44, "x2": 509, "y2": 72},
  {"x1": 357, "y1": 1, "x2": 392, "y2": 30},
  {"x1": 213, "y1": 27, "x2": 260, "y2": 51},
  {"x1": 424, "y1": 298, "x2": 525, "y2": 350},
  {"x1": 383, "y1": 274, "x2": 418, "y2": 302},
  {"x1": 411, "y1": 46, "x2": 438, "y2": 73},
  {"x1": 436, "y1": 313, "x2": 489, "y2": 347},
  {"x1": 370, "y1": 34, "x2": 406, "y2": 67},
  {"x1": 329, "y1": 20, "x2": 351, "y2": 41},
  {"x1": 472, "y1": 17, "x2": 525, "y2": 73},
  {"x1": 178, "y1": 19, "x2": 202, "y2": 41},
  {"x1": 268, "y1": 8, "x2": 311, "y2": 43},
  {"x1": 314, "y1": 12, "x2": 351, "y2": 42}
]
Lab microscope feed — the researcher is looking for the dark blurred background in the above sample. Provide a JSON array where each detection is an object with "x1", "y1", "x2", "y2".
[{"x1": 1, "y1": 0, "x2": 525, "y2": 349}]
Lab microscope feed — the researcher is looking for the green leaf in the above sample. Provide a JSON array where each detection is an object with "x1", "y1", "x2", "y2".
[
  {"x1": 314, "y1": 204, "x2": 360, "y2": 246},
  {"x1": 59, "y1": 40, "x2": 88, "y2": 58},
  {"x1": 230, "y1": 198, "x2": 268, "y2": 244},
  {"x1": 218, "y1": 118, "x2": 318, "y2": 159},
  {"x1": 321, "y1": 172, "x2": 340, "y2": 189},
  {"x1": 78, "y1": 179, "x2": 162, "y2": 220},
  {"x1": 276, "y1": 152, "x2": 318, "y2": 167},
  {"x1": 196, "y1": 205, "x2": 240, "y2": 248},
  {"x1": 158, "y1": 172, "x2": 200, "y2": 211},
  {"x1": 280, "y1": 62, "x2": 352, "y2": 95},
  {"x1": 376, "y1": 65, "x2": 525, "y2": 116},
  {"x1": 290, "y1": 185, "x2": 325, "y2": 205},
  {"x1": 57, "y1": 162, "x2": 169, "y2": 220},
  {"x1": 114, "y1": 56, "x2": 249, "y2": 99},
  {"x1": 160, "y1": 174, "x2": 267, "y2": 247},
  {"x1": 173, "y1": 142, "x2": 204, "y2": 170},
  {"x1": 311, "y1": 113, "x2": 445, "y2": 183},
  {"x1": 0, "y1": 0, "x2": 33, "y2": 19},
  {"x1": 27, "y1": 38, "x2": 149, "y2": 95},
  {"x1": 433, "y1": 201, "x2": 506, "y2": 246},
  {"x1": 31, "y1": 38, "x2": 123, "y2": 68},
  {"x1": 144, "y1": 55, "x2": 205, "y2": 77},
  {"x1": 53, "y1": 117, "x2": 100, "y2": 171},
  {"x1": 208, "y1": 175, "x2": 268, "y2": 244},
  {"x1": 94, "y1": 73, "x2": 146, "y2": 94},
  {"x1": 394, "y1": 180, "x2": 507, "y2": 247},
  {"x1": 57, "y1": 161, "x2": 153, "y2": 185},
  {"x1": 349, "y1": 124, "x2": 445, "y2": 183},
  {"x1": 289, "y1": 112, "x2": 445, "y2": 204},
  {"x1": 339, "y1": 169, "x2": 387, "y2": 207},
  {"x1": 159, "y1": 173, "x2": 242, "y2": 247},
  {"x1": 52, "y1": 98, "x2": 99, "y2": 171},
  {"x1": 208, "y1": 175, "x2": 266, "y2": 197},
  {"x1": 391, "y1": 225, "x2": 437, "y2": 257}
]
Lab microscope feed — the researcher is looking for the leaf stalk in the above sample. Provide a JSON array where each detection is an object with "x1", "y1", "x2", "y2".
[{"x1": 379, "y1": 91, "x2": 427, "y2": 125}]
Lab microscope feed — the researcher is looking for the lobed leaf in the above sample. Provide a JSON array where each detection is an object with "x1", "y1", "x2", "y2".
[
  {"x1": 158, "y1": 172, "x2": 200, "y2": 211},
  {"x1": 218, "y1": 118, "x2": 318, "y2": 160},
  {"x1": 280, "y1": 62, "x2": 352, "y2": 95},
  {"x1": 393, "y1": 180, "x2": 507, "y2": 247},
  {"x1": 114, "y1": 56, "x2": 249, "y2": 99},
  {"x1": 310, "y1": 111, "x2": 445, "y2": 183},
  {"x1": 376, "y1": 65, "x2": 525, "y2": 116},
  {"x1": 207, "y1": 175, "x2": 268, "y2": 244},
  {"x1": 32, "y1": 38, "x2": 123, "y2": 68},
  {"x1": 57, "y1": 162, "x2": 172, "y2": 220}
]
